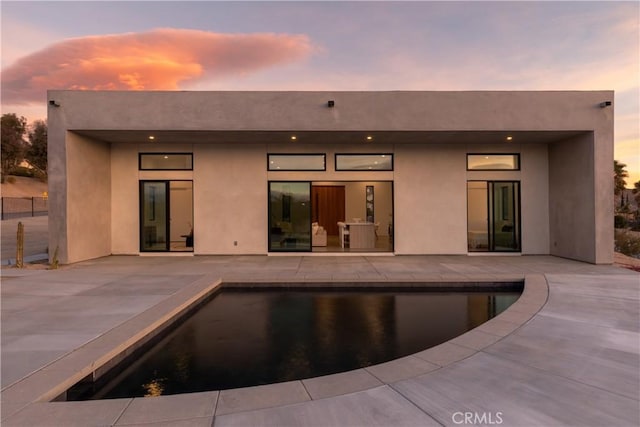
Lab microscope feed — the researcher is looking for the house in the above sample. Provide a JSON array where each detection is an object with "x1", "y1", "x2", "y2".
[{"x1": 47, "y1": 90, "x2": 614, "y2": 264}]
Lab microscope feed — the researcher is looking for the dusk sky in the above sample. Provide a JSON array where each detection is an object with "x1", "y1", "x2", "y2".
[{"x1": 1, "y1": 1, "x2": 638, "y2": 184}]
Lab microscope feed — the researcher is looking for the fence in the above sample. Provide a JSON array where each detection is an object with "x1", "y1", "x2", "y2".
[{"x1": 1, "y1": 197, "x2": 48, "y2": 220}]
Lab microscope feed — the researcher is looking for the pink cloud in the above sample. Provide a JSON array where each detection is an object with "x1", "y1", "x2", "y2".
[{"x1": 1, "y1": 28, "x2": 313, "y2": 104}]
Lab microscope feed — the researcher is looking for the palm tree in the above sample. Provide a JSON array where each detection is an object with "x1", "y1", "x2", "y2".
[{"x1": 614, "y1": 160, "x2": 628, "y2": 196}]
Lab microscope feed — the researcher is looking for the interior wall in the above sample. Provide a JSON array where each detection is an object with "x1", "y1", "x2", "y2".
[
  {"x1": 344, "y1": 182, "x2": 392, "y2": 236},
  {"x1": 467, "y1": 181, "x2": 488, "y2": 232},
  {"x1": 169, "y1": 182, "x2": 193, "y2": 241},
  {"x1": 549, "y1": 133, "x2": 596, "y2": 262},
  {"x1": 65, "y1": 132, "x2": 112, "y2": 263}
]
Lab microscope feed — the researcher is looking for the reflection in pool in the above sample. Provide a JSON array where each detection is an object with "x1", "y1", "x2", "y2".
[{"x1": 71, "y1": 287, "x2": 521, "y2": 400}]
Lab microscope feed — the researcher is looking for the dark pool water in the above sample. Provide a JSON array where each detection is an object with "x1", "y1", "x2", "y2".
[{"x1": 72, "y1": 288, "x2": 520, "y2": 400}]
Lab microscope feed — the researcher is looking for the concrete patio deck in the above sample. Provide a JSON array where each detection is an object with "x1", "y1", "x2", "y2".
[{"x1": 1, "y1": 254, "x2": 639, "y2": 426}]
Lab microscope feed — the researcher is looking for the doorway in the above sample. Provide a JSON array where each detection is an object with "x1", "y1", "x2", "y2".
[
  {"x1": 467, "y1": 181, "x2": 520, "y2": 252},
  {"x1": 140, "y1": 180, "x2": 193, "y2": 252},
  {"x1": 268, "y1": 181, "x2": 393, "y2": 253}
]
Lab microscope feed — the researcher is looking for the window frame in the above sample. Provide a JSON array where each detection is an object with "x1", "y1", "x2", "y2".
[
  {"x1": 139, "y1": 153, "x2": 194, "y2": 171},
  {"x1": 267, "y1": 153, "x2": 327, "y2": 171},
  {"x1": 334, "y1": 153, "x2": 394, "y2": 171},
  {"x1": 466, "y1": 153, "x2": 520, "y2": 171}
]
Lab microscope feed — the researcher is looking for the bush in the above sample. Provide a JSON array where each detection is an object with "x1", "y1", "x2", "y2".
[
  {"x1": 614, "y1": 215, "x2": 627, "y2": 229},
  {"x1": 615, "y1": 230, "x2": 640, "y2": 257}
]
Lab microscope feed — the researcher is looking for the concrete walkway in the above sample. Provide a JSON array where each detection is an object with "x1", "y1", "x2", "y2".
[{"x1": 1, "y1": 255, "x2": 638, "y2": 426}]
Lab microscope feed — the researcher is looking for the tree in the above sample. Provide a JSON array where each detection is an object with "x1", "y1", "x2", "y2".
[
  {"x1": 1, "y1": 113, "x2": 27, "y2": 177},
  {"x1": 614, "y1": 160, "x2": 628, "y2": 196},
  {"x1": 26, "y1": 120, "x2": 47, "y2": 175},
  {"x1": 633, "y1": 181, "x2": 640, "y2": 206}
]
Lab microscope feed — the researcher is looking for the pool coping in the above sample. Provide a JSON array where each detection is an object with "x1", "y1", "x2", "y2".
[{"x1": 0, "y1": 274, "x2": 548, "y2": 423}]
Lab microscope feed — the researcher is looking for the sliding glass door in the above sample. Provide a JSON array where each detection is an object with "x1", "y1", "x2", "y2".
[
  {"x1": 467, "y1": 181, "x2": 520, "y2": 252},
  {"x1": 269, "y1": 182, "x2": 311, "y2": 252},
  {"x1": 140, "y1": 181, "x2": 193, "y2": 252}
]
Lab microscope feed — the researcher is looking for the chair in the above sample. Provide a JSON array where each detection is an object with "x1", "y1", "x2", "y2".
[
  {"x1": 312, "y1": 222, "x2": 327, "y2": 247},
  {"x1": 337, "y1": 221, "x2": 350, "y2": 248}
]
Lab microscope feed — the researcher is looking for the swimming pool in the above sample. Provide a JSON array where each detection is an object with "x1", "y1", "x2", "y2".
[{"x1": 68, "y1": 285, "x2": 521, "y2": 400}]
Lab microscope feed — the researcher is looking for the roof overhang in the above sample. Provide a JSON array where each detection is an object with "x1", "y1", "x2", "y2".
[{"x1": 71, "y1": 129, "x2": 590, "y2": 145}]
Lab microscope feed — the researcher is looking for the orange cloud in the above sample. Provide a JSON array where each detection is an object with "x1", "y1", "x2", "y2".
[{"x1": 1, "y1": 28, "x2": 313, "y2": 104}]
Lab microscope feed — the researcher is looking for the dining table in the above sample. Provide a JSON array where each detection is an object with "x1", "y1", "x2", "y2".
[{"x1": 346, "y1": 222, "x2": 376, "y2": 249}]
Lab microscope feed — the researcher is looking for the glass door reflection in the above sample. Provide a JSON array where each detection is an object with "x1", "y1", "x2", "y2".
[
  {"x1": 269, "y1": 182, "x2": 311, "y2": 252},
  {"x1": 141, "y1": 181, "x2": 169, "y2": 251}
]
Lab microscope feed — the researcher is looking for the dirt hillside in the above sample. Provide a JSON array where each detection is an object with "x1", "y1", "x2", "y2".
[{"x1": 1, "y1": 176, "x2": 48, "y2": 198}]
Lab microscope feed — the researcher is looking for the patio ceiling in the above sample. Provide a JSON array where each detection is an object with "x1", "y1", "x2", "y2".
[{"x1": 72, "y1": 129, "x2": 589, "y2": 146}]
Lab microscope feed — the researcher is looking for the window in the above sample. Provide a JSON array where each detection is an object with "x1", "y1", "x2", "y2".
[
  {"x1": 140, "y1": 153, "x2": 193, "y2": 170},
  {"x1": 467, "y1": 154, "x2": 520, "y2": 171},
  {"x1": 335, "y1": 154, "x2": 393, "y2": 171},
  {"x1": 268, "y1": 154, "x2": 326, "y2": 171}
]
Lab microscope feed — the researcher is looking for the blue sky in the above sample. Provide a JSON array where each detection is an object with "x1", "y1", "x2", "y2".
[{"x1": 2, "y1": 1, "x2": 638, "y2": 183}]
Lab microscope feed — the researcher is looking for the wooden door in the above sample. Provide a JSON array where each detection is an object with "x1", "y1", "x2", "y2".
[{"x1": 311, "y1": 186, "x2": 345, "y2": 236}]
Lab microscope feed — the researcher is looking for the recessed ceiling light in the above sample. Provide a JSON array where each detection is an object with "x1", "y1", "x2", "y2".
[
  {"x1": 506, "y1": 135, "x2": 513, "y2": 141},
  {"x1": 148, "y1": 135, "x2": 155, "y2": 140},
  {"x1": 163, "y1": 156, "x2": 168, "y2": 159},
  {"x1": 366, "y1": 135, "x2": 373, "y2": 141},
  {"x1": 291, "y1": 135, "x2": 297, "y2": 141}
]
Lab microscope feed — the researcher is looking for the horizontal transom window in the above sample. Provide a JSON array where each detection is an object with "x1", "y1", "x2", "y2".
[
  {"x1": 467, "y1": 154, "x2": 520, "y2": 171},
  {"x1": 268, "y1": 154, "x2": 326, "y2": 171},
  {"x1": 139, "y1": 153, "x2": 193, "y2": 170},
  {"x1": 335, "y1": 154, "x2": 393, "y2": 171}
]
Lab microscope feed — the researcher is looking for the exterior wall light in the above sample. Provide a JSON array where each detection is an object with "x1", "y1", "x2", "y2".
[
  {"x1": 327, "y1": 100, "x2": 335, "y2": 107},
  {"x1": 49, "y1": 100, "x2": 60, "y2": 107},
  {"x1": 599, "y1": 101, "x2": 612, "y2": 108}
]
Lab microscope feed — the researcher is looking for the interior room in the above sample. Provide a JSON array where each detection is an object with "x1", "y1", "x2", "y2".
[
  {"x1": 269, "y1": 181, "x2": 393, "y2": 253},
  {"x1": 311, "y1": 181, "x2": 393, "y2": 253}
]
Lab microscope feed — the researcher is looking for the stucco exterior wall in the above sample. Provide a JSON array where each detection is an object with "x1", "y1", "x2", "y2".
[
  {"x1": 46, "y1": 91, "x2": 612, "y2": 133},
  {"x1": 549, "y1": 133, "x2": 598, "y2": 263},
  {"x1": 65, "y1": 132, "x2": 111, "y2": 263},
  {"x1": 395, "y1": 144, "x2": 467, "y2": 254},
  {"x1": 111, "y1": 143, "x2": 139, "y2": 254},
  {"x1": 194, "y1": 144, "x2": 267, "y2": 254},
  {"x1": 48, "y1": 90, "x2": 614, "y2": 264},
  {"x1": 520, "y1": 144, "x2": 550, "y2": 254}
]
